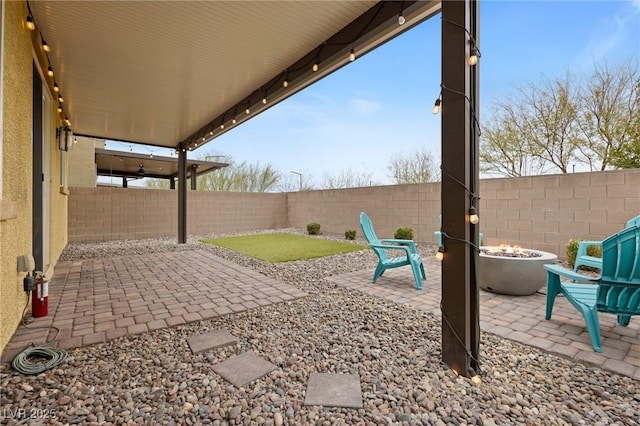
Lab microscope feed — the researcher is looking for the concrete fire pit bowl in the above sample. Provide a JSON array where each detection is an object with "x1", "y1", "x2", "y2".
[{"x1": 478, "y1": 247, "x2": 558, "y2": 296}]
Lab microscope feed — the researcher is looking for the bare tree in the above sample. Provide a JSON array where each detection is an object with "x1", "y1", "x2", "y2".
[
  {"x1": 576, "y1": 61, "x2": 640, "y2": 170},
  {"x1": 145, "y1": 178, "x2": 170, "y2": 189},
  {"x1": 197, "y1": 160, "x2": 280, "y2": 192},
  {"x1": 276, "y1": 171, "x2": 316, "y2": 192},
  {"x1": 387, "y1": 147, "x2": 440, "y2": 183},
  {"x1": 321, "y1": 168, "x2": 377, "y2": 189},
  {"x1": 480, "y1": 111, "x2": 547, "y2": 177}
]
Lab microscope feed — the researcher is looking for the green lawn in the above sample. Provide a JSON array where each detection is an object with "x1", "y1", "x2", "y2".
[{"x1": 200, "y1": 233, "x2": 368, "y2": 262}]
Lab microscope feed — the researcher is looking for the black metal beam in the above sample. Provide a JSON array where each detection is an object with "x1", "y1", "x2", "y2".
[
  {"x1": 178, "y1": 145, "x2": 187, "y2": 244},
  {"x1": 440, "y1": 0, "x2": 480, "y2": 378}
]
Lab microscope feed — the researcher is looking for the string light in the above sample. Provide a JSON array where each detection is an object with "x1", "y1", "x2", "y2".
[
  {"x1": 436, "y1": 246, "x2": 445, "y2": 261},
  {"x1": 262, "y1": 96, "x2": 267, "y2": 105},
  {"x1": 26, "y1": 15, "x2": 35, "y2": 31},
  {"x1": 245, "y1": 107, "x2": 250, "y2": 115},
  {"x1": 312, "y1": 62, "x2": 319, "y2": 72},
  {"x1": 220, "y1": 123, "x2": 225, "y2": 130},
  {"x1": 468, "y1": 46, "x2": 481, "y2": 66},
  {"x1": 283, "y1": 71, "x2": 289, "y2": 88},
  {"x1": 53, "y1": 83, "x2": 59, "y2": 92},
  {"x1": 469, "y1": 206, "x2": 479, "y2": 225},
  {"x1": 398, "y1": 11, "x2": 406, "y2": 25},
  {"x1": 47, "y1": 66, "x2": 54, "y2": 77},
  {"x1": 42, "y1": 39, "x2": 50, "y2": 52},
  {"x1": 432, "y1": 94, "x2": 442, "y2": 114},
  {"x1": 349, "y1": 48, "x2": 356, "y2": 62},
  {"x1": 57, "y1": 104, "x2": 62, "y2": 113},
  {"x1": 441, "y1": 17, "x2": 482, "y2": 67},
  {"x1": 232, "y1": 117, "x2": 237, "y2": 124},
  {"x1": 58, "y1": 94, "x2": 64, "y2": 103}
]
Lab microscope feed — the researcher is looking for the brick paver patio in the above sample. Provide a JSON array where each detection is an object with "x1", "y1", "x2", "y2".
[
  {"x1": 1, "y1": 250, "x2": 307, "y2": 362},
  {"x1": 327, "y1": 258, "x2": 640, "y2": 380}
]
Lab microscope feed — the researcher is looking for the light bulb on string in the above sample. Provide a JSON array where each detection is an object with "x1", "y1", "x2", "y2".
[
  {"x1": 53, "y1": 83, "x2": 59, "y2": 92},
  {"x1": 432, "y1": 97, "x2": 441, "y2": 115},
  {"x1": 245, "y1": 107, "x2": 250, "y2": 115},
  {"x1": 57, "y1": 104, "x2": 63, "y2": 113},
  {"x1": 312, "y1": 63, "x2": 319, "y2": 72},
  {"x1": 47, "y1": 66, "x2": 54, "y2": 77},
  {"x1": 26, "y1": 15, "x2": 35, "y2": 31},
  {"x1": 469, "y1": 206, "x2": 479, "y2": 225},
  {"x1": 398, "y1": 12, "x2": 406, "y2": 25},
  {"x1": 468, "y1": 46, "x2": 481, "y2": 66},
  {"x1": 349, "y1": 49, "x2": 356, "y2": 62},
  {"x1": 232, "y1": 117, "x2": 237, "y2": 124},
  {"x1": 435, "y1": 246, "x2": 445, "y2": 261},
  {"x1": 262, "y1": 97, "x2": 267, "y2": 105},
  {"x1": 42, "y1": 39, "x2": 50, "y2": 52},
  {"x1": 58, "y1": 94, "x2": 64, "y2": 103},
  {"x1": 283, "y1": 79, "x2": 289, "y2": 88},
  {"x1": 220, "y1": 123, "x2": 225, "y2": 130}
]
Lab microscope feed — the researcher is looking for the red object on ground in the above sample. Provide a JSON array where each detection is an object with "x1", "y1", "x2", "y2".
[{"x1": 31, "y1": 276, "x2": 49, "y2": 318}]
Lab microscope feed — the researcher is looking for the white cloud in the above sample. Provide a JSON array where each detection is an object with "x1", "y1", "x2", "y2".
[{"x1": 348, "y1": 98, "x2": 383, "y2": 116}]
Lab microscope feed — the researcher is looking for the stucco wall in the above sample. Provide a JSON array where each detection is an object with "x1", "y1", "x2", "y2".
[
  {"x1": 68, "y1": 170, "x2": 639, "y2": 261},
  {"x1": 0, "y1": 1, "x2": 36, "y2": 354},
  {"x1": 0, "y1": 1, "x2": 69, "y2": 354},
  {"x1": 67, "y1": 136, "x2": 103, "y2": 187}
]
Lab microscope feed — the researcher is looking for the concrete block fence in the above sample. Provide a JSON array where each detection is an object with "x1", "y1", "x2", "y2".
[{"x1": 69, "y1": 169, "x2": 639, "y2": 260}]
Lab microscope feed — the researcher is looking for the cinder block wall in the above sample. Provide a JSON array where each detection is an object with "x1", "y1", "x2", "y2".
[
  {"x1": 68, "y1": 187, "x2": 287, "y2": 242},
  {"x1": 68, "y1": 169, "x2": 640, "y2": 259}
]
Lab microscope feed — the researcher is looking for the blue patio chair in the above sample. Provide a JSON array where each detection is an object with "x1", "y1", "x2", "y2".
[
  {"x1": 434, "y1": 215, "x2": 484, "y2": 246},
  {"x1": 360, "y1": 212, "x2": 426, "y2": 290},
  {"x1": 544, "y1": 225, "x2": 640, "y2": 352},
  {"x1": 573, "y1": 215, "x2": 640, "y2": 272}
]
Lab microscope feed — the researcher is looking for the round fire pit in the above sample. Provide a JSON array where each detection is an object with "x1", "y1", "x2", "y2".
[{"x1": 478, "y1": 246, "x2": 557, "y2": 296}]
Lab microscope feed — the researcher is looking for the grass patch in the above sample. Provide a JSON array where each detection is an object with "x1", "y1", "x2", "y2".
[{"x1": 200, "y1": 233, "x2": 368, "y2": 262}]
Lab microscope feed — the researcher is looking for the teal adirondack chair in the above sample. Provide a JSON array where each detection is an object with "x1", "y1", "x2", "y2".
[
  {"x1": 573, "y1": 214, "x2": 640, "y2": 272},
  {"x1": 544, "y1": 225, "x2": 640, "y2": 352},
  {"x1": 360, "y1": 212, "x2": 426, "y2": 290}
]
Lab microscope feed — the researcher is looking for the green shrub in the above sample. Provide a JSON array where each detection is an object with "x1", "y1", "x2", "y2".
[
  {"x1": 344, "y1": 229, "x2": 356, "y2": 240},
  {"x1": 307, "y1": 222, "x2": 321, "y2": 235},
  {"x1": 394, "y1": 227, "x2": 413, "y2": 240},
  {"x1": 566, "y1": 239, "x2": 602, "y2": 268}
]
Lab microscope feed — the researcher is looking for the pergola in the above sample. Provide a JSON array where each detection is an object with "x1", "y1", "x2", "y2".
[
  {"x1": 28, "y1": 0, "x2": 480, "y2": 377},
  {"x1": 94, "y1": 148, "x2": 229, "y2": 189}
]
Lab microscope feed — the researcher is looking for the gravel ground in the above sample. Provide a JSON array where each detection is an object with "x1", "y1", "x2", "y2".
[{"x1": 1, "y1": 230, "x2": 639, "y2": 425}]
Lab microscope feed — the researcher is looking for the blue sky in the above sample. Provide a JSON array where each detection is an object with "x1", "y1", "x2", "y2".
[{"x1": 107, "y1": 0, "x2": 640, "y2": 187}]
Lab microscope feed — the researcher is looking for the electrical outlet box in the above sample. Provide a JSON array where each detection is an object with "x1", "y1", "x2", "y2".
[{"x1": 17, "y1": 254, "x2": 35, "y2": 272}]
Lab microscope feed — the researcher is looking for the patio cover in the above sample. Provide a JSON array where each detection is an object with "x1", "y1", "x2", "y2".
[{"x1": 94, "y1": 148, "x2": 228, "y2": 181}]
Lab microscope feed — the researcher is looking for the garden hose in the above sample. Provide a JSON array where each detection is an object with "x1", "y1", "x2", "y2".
[
  {"x1": 11, "y1": 291, "x2": 67, "y2": 375},
  {"x1": 11, "y1": 343, "x2": 67, "y2": 375}
]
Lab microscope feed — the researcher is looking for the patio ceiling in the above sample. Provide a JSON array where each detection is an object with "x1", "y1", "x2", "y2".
[{"x1": 29, "y1": 1, "x2": 441, "y2": 151}]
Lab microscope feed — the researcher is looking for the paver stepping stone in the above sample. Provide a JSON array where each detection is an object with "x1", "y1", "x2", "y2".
[
  {"x1": 187, "y1": 329, "x2": 237, "y2": 354},
  {"x1": 304, "y1": 373, "x2": 363, "y2": 408},
  {"x1": 212, "y1": 351, "x2": 277, "y2": 387}
]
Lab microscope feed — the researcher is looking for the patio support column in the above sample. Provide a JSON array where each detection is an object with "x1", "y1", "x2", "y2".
[
  {"x1": 178, "y1": 144, "x2": 187, "y2": 243},
  {"x1": 122, "y1": 177, "x2": 128, "y2": 188},
  {"x1": 170, "y1": 178, "x2": 175, "y2": 190},
  {"x1": 440, "y1": 0, "x2": 480, "y2": 378},
  {"x1": 190, "y1": 165, "x2": 198, "y2": 191}
]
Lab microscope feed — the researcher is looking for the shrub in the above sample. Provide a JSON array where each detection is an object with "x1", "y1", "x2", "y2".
[
  {"x1": 394, "y1": 227, "x2": 413, "y2": 240},
  {"x1": 307, "y1": 222, "x2": 321, "y2": 235},
  {"x1": 566, "y1": 239, "x2": 602, "y2": 268},
  {"x1": 345, "y1": 229, "x2": 356, "y2": 240}
]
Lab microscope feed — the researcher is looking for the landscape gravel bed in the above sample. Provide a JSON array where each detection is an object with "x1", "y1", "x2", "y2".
[{"x1": 1, "y1": 230, "x2": 638, "y2": 425}]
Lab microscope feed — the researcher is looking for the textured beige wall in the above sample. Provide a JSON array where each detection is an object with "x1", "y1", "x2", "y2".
[
  {"x1": 1, "y1": 1, "x2": 36, "y2": 354},
  {"x1": 67, "y1": 136, "x2": 103, "y2": 187},
  {"x1": 68, "y1": 169, "x2": 639, "y2": 259},
  {"x1": 68, "y1": 187, "x2": 288, "y2": 241},
  {"x1": 0, "y1": 1, "x2": 70, "y2": 355}
]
